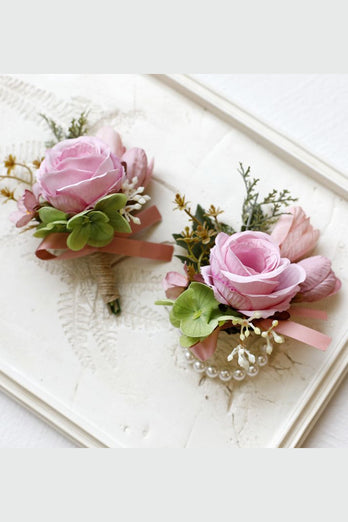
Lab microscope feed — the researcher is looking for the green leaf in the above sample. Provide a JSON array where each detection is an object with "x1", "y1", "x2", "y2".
[
  {"x1": 171, "y1": 282, "x2": 222, "y2": 338},
  {"x1": 219, "y1": 222, "x2": 235, "y2": 235},
  {"x1": 39, "y1": 207, "x2": 67, "y2": 224},
  {"x1": 155, "y1": 300, "x2": 175, "y2": 306},
  {"x1": 216, "y1": 313, "x2": 243, "y2": 322},
  {"x1": 169, "y1": 308, "x2": 181, "y2": 328},
  {"x1": 87, "y1": 221, "x2": 114, "y2": 247},
  {"x1": 175, "y1": 254, "x2": 191, "y2": 264},
  {"x1": 87, "y1": 210, "x2": 110, "y2": 224},
  {"x1": 180, "y1": 334, "x2": 201, "y2": 348},
  {"x1": 95, "y1": 193, "x2": 127, "y2": 213},
  {"x1": 45, "y1": 220, "x2": 68, "y2": 229},
  {"x1": 67, "y1": 211, "x2": 89, "y2": 230},
  {"x1": 33, "y1": 221, "x2": 68, "y2": 238},
  {"x1": 193, "y1": 204, "x2": 214, "y2": 232},
  {"x1": 67, "y1": 224, "x2": 90, "y2": 251},
  {"x1": 180, "y1": 310, "x2": 219, "y2": 338},
  {"x1": 94, "y1": 195, "x2": 131, "y2": 233},
  {"x1": 108, "y1": 212, "x2": 132, "y2": 233},
  {"x1": 33, "y1": 227, "x2": 52, "y2": 238}
]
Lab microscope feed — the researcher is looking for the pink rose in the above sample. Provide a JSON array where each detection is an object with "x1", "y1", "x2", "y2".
[
  {"x1": 201, "y1": 231, "x2": 306, "y2": 318},
  {"x1": 96, "y1": 126, "x2": 153, "y2": 189},
  {"x1": 37, "y1": 136, "x2": 125, "y2": 214},
  {"x1": 163, "y1": 271, "x2": 188, "y2": 299},
  {"x1": 295, "y1": 255, "x2": 341, "y2": 302},
  {"x1": 271, "y1": 206, "x2": 319, "y2": 262}
]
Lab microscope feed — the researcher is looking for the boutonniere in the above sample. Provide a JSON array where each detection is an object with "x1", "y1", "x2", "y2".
[
  {"x1": 156, "y1": 164, "x2": 341, "y2": 382},
  {"x1": 1, "y1": 112, "x2": 173, "y2": 314}
]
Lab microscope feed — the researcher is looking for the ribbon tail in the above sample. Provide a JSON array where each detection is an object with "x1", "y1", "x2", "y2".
[
  {"x1": 259, "y1": 319, "x2": 332, "y2": 351},
  {"x1": 289, "y1": 306, "x2": 328, "y2": 320},
  {"x1": 190, "y1": 328, "x2": 220, "y2": 362},
  {"x1": 101, "y1": 237, "x2": 173, "y2": 261}
]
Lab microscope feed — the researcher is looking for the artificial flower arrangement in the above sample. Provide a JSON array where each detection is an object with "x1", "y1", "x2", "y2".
[
  {"x1": 1, "y1": 113, "x2": 173, "y2": 313},
  {"x1": 156, "y1": 164, "x2": 341, "y2": 382}
]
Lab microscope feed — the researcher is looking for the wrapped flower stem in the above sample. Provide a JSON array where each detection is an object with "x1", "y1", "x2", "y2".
[{"x1": 92, "y1": 252, "x2": 121, "y2": 315}]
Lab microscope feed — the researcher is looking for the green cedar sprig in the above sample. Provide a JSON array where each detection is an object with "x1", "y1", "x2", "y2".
[
  {"x1": 40, "y1": 111, "x2": 89, "y2": 148},
  {"x1": 239, "y1": 162, "x2": 297, "y2": 232}
]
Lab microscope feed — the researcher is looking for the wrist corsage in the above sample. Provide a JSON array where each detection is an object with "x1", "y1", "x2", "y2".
[
  {"x1": 156, "y1": 164, "x2": 341, "y2": 382},
  {"x1": 1, "y1": 113, "x2": 173, "y2": 314}
]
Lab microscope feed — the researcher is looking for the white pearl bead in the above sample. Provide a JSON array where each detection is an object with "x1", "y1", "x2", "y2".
[
  {"x1": 233, "y1": 369, "x2": 246, "y2": 381},
  {"x1": 247, "y1": 365, "x2": 259, "y2": 377},
  {"x1": 257, "y1": 354, "x2": 268, "y2": 367},
  {"x1": 219, "y1": 370, "x2": 232, "y2": 382},
  {"x1": 206, "y1": 366, "x2": 218, "y2": 378},
  {"x1": 193, "y1": 360, "x2": 206, "y2": 373},
  {"x1": 184, "y1": 350, "x2": 195, "y2": 363}
]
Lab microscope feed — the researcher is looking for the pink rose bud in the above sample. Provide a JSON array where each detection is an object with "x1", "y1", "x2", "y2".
[
  {"x1": 121, "y1": 147, "x2": 154, "y2": 189},
  {"x1": 295, "y1": 255, "x2": 341, "y2": 302},
  {"x1": 96, "y1": 126, "x2": 125, "y2": 157},
  {"x1": 271, "y1": 206, "x2": 319, "y2": 262},
  {"x1": 162, "y1": 271, "x2": 189, "y2": 299}
]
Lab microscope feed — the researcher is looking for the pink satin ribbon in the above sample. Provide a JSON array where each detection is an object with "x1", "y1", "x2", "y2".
[
  {"x1": 258, "y1": 319, "x2": 331, "y2": 352},
  {"x1": 288, "y1": 306, "x2": 328, "y2": 320},
  {"x1": 35, "y1": 205, "x2": 173, "y2": 262},
  {"x1": 189, "y1": 306, "x2": 331, "y2": 362}
]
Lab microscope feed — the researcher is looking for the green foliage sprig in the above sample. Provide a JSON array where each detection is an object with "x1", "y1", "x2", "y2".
[
  {"x1": 40, "y1": 111, "x2": 89, "y2": 148},
  {"x1": 172, "y1": 195, "x2": 234, "y2": 274},
  {"x1": 239, "y1": 163, "x2": 297, "y2": 232}
]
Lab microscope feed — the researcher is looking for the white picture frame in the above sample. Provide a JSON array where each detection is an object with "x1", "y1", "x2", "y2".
[{"x1": 0, "y1": 74, "x2": 347, "y2": 447}]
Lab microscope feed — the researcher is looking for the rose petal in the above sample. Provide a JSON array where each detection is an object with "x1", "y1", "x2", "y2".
[
  {"x1": 47, "y1": 193, "x2": 87, "y2": 214},
  {"x1": 143, "y1": 157, "x2": 154, "y2": 188},
  {"x1": 271, "y1": 212, "x2": 294, "y2": 245},
  {"x1": 56, "y1": 169, "x2": 123, "y2": 209},
  {"x1": 96, "y1": 126, "x2": 125, "y2": 157},
  {"x1": 162, "y1": 271, "x2": 188, "y2": 291},
  {"x1": 40, "y1": 168, "x2": 95, "y2": 195},
  {"x1": 190, "y1": 328, "x2": 220, "y2": 361},
  {"x1": 55, "y1": 155, "x2": 105, "y2": 174},
  {"x1": 297, "y1": 256, "x2": 331, "y2": 292},
  {"x1": 10, "y1": 210, "x2": 32, "y2": 227},
  {"x1": 221, "y1": 258, "x2": 289, "y2": 285},
  {"x1": 93, "y1": 155, "x2": 118, "y2": 177},
  {"x1": 122, "y1": 148, "x2": 149, "y2": 187},
  {"x1": 297, "y1": 271, "x2": 338, "y2": 302},
  {"x1": 23, "y1": 190, "x2": 38, "y2": 211},
  {"x1": 271, "y1": 206, "x2": 320, "y2": 262}
]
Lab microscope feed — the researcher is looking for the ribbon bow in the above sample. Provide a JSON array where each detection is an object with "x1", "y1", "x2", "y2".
[{"x1": 35, "y1": 205, "x2": 173, "y2": 262}]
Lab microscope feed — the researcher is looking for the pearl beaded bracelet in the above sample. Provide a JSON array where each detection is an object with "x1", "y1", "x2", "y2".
[{"x1": 182, "y1": 346, "x2": 269, "y2": 382}]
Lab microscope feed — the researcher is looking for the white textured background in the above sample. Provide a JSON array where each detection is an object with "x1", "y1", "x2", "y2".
[{"x1": 0, "y1": 74, "x2": 347, "y2": 448}]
